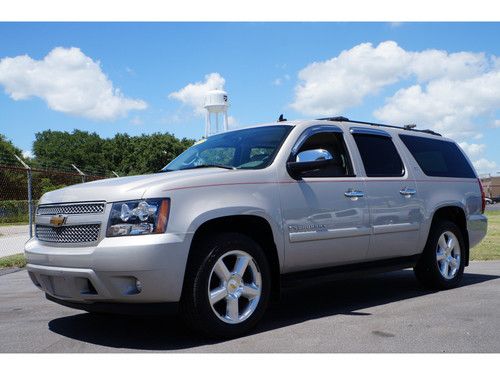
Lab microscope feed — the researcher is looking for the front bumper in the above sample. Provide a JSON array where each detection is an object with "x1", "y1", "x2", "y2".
[{"x1": 25, "y1": 232, "x2": 192, "y2": 305}]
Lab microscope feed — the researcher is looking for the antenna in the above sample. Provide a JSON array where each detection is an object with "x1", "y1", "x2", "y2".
[{"x1": 204, "y1": 89, "x2": 229, "y2": 137}]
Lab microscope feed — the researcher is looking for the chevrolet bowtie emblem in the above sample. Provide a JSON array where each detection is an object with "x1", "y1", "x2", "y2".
[{"x1": 49, "y1": 214, "x2": 68, "y2": 227}]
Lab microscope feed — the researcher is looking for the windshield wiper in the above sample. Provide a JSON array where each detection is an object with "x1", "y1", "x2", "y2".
[{"x1": 181, "y1": 164, "x2": 236, "y2": 170}]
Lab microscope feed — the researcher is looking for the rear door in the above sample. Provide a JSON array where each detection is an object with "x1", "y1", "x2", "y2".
[{"x1": 350, "y1": 127, "x2": 423, "y2": 260}]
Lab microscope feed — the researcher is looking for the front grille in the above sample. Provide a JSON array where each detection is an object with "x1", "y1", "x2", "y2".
[
  {"x1": 36, "y1": 224, "x2": 101, "y2": 244},
  {"x1": 37, "y1": 203, "x2": 105, "y2": 216}
]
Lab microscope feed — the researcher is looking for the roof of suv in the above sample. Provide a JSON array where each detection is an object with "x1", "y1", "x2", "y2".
[{"x1": 239, "y1": 117, "x2": 447, "y2": 141}]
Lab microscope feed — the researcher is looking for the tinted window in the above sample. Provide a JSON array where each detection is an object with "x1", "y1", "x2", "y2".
[
  {"x1": 353, "y1": 134, "x2": 404, "y2": 177},
  {"x1": 399, "y1": 135, "x2": 476, "y2": 178}
]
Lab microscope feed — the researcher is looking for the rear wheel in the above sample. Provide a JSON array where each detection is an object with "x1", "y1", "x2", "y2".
[
  {"x1": 180, "y1": 233, "x2": 271, "y2": 338},
  {"x1": 414, "y1": 220, "x2": 465, "y2": 290}
]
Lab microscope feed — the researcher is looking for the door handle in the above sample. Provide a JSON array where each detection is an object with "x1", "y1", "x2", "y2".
[
  {"x1": 399, "y1": 187, "x2": 417, "y2": 197},
  {"x1": 344, "y1": 189, "x2": 364, "y2": 200}
]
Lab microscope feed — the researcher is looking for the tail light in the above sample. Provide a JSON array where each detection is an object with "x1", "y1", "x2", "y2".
[{"x1": 478, "y1": 178, "x2": 486, "y2": 214}]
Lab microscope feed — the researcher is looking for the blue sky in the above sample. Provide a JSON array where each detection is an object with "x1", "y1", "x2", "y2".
[{"x1": 0, "y1": 22, "x2": 499, "y2": 173}]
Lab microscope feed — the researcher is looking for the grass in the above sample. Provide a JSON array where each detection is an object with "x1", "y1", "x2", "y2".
[
  {"x1": 0, "y1": 254, "x2": 27, "y2": 269},
  {"x1": 470, "y1": 211, "x2": 500, "y2": 260}
]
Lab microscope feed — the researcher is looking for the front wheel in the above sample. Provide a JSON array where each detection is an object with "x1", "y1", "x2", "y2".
[
  {"x1": 180, "y1": 233, "x2": 271, "y2": 338},
  {"x1": 414, "y1": 220, "x2": 466, "y2": 290}
]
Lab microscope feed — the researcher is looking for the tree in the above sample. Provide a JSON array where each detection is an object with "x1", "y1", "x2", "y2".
[
  {"x1": 32, "y1": 129, "x2": 195, "y2": 176},
  {"x1": 32, "y1": 130, "x2": 107, "y2": 174}
]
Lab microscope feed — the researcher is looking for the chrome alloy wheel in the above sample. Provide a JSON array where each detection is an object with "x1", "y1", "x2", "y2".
[
  {"x1": 436, "y1": 231, "x2": 461, "y2": 280},
  {"x1": 208, "y1": 250, "x2": 262, "y2": 324}
]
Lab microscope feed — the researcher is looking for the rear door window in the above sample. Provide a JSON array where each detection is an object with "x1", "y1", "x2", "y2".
[
  {"x1": 352, "y1": 134, "x2": 405, "y2": 177},
  {"x1": 399, "y1": 135, "x2": 476, "y2": 178}
]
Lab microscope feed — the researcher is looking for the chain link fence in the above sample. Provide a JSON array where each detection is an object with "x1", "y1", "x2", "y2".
[{"x1": 0, "y1": 154, "x2": 109, "y2": 258}]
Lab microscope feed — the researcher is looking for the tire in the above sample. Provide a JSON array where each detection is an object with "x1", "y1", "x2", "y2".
[
  {"x1": 414, "y1": 220, "x2": 466, "y2": 290},
  {"x1": 180, "y1": 232, "x2": 271, "y2": 338}
]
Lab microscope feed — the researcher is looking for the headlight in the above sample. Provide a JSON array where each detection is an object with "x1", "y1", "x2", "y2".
[{"x1": 107, "y1": 199, "x2": 170, "y2": 237}]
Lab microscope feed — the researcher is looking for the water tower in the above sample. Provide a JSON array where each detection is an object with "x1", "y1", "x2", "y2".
[{"x1": 204, "y1": 89, "x2": 229, "y2": 137}]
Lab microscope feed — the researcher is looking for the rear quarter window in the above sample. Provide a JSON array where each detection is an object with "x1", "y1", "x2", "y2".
[{"x1": 399, "y1": 134, "x2": 476, "y2": 178}]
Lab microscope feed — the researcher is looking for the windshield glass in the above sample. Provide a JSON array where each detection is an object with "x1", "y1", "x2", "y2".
[{"x1": 163, "y1": 125, "x2": 292, "y2": 171}]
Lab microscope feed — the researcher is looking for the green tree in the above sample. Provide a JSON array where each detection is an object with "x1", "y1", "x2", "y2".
[
  {"x1": 33, "y1": 130, "x2": 107, "y2": 174},
  {"x1": 0, "y1": 134, "x2": 28, "y2": 200}
]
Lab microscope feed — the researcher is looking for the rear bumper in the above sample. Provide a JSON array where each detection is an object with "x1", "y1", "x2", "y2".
[
  {"x1": 468, "y1": 214, "x2": 488, "y2": 249},
  {"x1": 25, "y1": 232, "x2": 192, "y2": 304}
]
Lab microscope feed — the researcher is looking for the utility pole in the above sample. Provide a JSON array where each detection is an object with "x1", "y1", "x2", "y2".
[
  {"x1": 71, "y1": 164, "x2": 86, "y2": 183},
  {"x1": 14, "y1": 155, "x2": 33, "y2": 238}
]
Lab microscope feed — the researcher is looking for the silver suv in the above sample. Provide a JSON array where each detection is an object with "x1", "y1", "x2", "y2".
[{"x1": 25, "y1": 117, "x2": 488, "y2": 338}]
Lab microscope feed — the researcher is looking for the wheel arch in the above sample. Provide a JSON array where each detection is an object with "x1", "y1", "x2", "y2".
[
  {"x1": 186, "y1": 214, "x2": 282, "y2": 300},
  {"x1": 429, "y1": 205, "x2": 469, "y2": 266}
]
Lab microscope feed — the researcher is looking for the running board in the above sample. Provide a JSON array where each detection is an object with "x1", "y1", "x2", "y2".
[{"x1": 281, "y1": 255, "x2": 421, "y2": 288}]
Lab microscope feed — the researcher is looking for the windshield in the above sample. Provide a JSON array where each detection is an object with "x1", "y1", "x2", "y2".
[{"x1": 163, "y1": 125, "x2": 292, "y2": 171}]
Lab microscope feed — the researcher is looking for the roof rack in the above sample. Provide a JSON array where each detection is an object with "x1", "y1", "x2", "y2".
[{"x1": 316, "y1": 116, "x2": 441, "y2": 136}]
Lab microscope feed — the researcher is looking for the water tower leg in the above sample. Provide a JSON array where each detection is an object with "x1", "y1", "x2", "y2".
[
  {"x1": 215, "y1": 113, "x2": 219, "y2": 133},
  {"x1": 205, "y1": 112, "x2": 210, "y2": 138},
  {"x1": 224, "y1": 111, "x2": 229, "y2": 131}
]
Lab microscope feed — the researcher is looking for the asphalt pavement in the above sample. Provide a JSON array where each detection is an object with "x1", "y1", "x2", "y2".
[{"x1": 0, "y1": 261, "x2": 499, "y2": 353}]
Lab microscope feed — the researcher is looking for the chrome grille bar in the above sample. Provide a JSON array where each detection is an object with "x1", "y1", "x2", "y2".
[
  {"x1": 36, "y1": 224, "x2": 101, "y2": 244},
  {"x1": 37, "y1": 202, "x2": 105, "y2": 216}
]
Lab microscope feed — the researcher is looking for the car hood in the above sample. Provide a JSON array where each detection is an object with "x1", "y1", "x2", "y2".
[{"x1": 39, "y1": 168, "x2": 234, "y2": 204}]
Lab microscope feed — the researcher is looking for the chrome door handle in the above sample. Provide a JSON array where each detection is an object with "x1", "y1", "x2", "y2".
[
  {"x1": 344, "y1": 189, "x2": 364, "y2": 200},
  {"x1": 399, "y1": 187, "x2": 417, "y2": 197}
]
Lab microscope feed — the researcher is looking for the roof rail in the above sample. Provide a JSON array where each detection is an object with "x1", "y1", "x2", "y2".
[{"x1": 317, "y1": 116, "x2": 441, "y2": 136}]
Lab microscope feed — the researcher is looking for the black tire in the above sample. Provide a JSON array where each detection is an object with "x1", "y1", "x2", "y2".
[
  {"x1": 414, "y1": 220, "x2": 466, "y2": 290},
  {"x1": 180, "y1": 232, "x2": 271, "y2": 338}
]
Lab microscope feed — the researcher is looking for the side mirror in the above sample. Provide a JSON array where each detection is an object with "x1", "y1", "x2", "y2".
[{"x1": 287, "y1": 149, "x2": 335, "y2": 179}]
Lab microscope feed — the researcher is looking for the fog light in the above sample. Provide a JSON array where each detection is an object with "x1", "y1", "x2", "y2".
[{"x1": 135, "y1": 279, "x2": 142, "y2": 293}]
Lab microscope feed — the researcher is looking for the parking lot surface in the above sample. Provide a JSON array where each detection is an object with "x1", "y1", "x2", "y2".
[{"x1": 0, "y1": 261, "x2": 499, "y2": 353}]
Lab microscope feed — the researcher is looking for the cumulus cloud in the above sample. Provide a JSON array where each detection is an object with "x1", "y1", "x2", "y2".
[
  {"x1": 459, "y1": 142, "x2": 486, "y2": 158},
  {"x1": 374, "y1": 71, "x2": 500, "y2": 140},
  {"x1": 291, "y1": 41, "x2": 491, "y2": 116},
  {"x1": 473, "y1": 158, "x2": 498, "y2": 173},
  {"x1": 291, "y1": 41, "x2": 500, "y2": 173},
  {"x1": 0, "y1": 47, "x2": 147, "y2": 120},
  {"x1": 291, "y1": 41, "x2": 411, "y2": 115},
  {"x1": 168, "y1": 73, "x2": 226, "y2": 116}
]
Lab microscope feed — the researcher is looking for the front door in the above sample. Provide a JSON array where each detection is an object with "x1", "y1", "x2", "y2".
[{"x1": 279, "y1": 126, "x2": 370, "y2": 273}]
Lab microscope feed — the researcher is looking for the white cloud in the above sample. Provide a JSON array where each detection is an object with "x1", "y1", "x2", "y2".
[
  {"x1": 459, "y1": 142, "x2": 486, "y2": 158},
  {"x1": 291, "y1": 41, "x2": 492, "y2": 117},
  {"x1": 291, "y1": 41, "x2": 500, "y2": 168},
  {"x1": 291, "y1": 41, "x2": 411, "y2": 115},
  {"x1": 22, "y1": 150, "x2": 33, "y2": 159},
  {"x1": 168, "y1": 73, "x2": 225, "y2": 116},
  {"x1": 374, "y1": 70, "x2": 500, "y2": 140},
  {"x1": 473, "y1": 158, "x2": 498, "y2": 174},
  {"x1": 0, "y1": 47, "x2": 147, "y2": 120}
]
